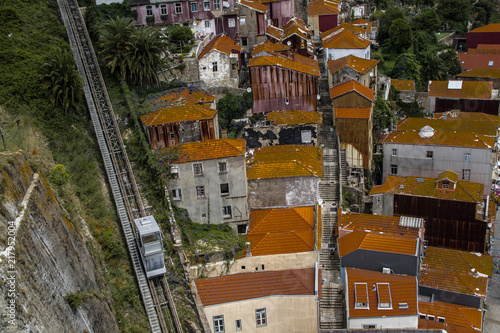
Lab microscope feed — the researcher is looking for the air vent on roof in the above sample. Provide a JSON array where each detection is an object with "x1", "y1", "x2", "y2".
[
  {"x1": 489, "y1": 61, "x2": 494, "y2": 67},
  {"x1": 382, "y1": 267, "x2": 391, "y2": 274},
  {"x1": 399, "y1": 303, "x2": 409, "y2": 309},
  {"x1": 448, "y1": 80, "x2": 463, "y2": 89},
  {"x1": 419, "y1": 125, "x2": 435, "y2": 139}
]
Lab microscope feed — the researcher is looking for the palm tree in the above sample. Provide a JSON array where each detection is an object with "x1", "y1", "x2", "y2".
[
  {"x1": 99, "y1": 17, "x2": 135, "y2": 80},
  {"x1": 42, "y1": 47, "x2": 83, "y2": 115},
  {"x1": 421, "y1": 52, "x2": 448, "y2": 84}
]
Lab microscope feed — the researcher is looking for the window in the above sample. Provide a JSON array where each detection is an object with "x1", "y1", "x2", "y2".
[
  {"x1": 426, "y1": 151, "x2": 433, "y2": 158},
  {"x1": 463, "y1": 169, "x2": 470, "y2": 181},
  {"x1": 362, "y1": 325, "x2": 376, "y2": 329},
  {"x1": 442, "y1": 181, "x2": 450, "y2": 189},
  {"x1": 193, "y1": 163, "x2": 203, "y2": 176},
  {"x1": 169, "y1": 133, "x2": 175, "y2": 139},
  {"x1": 301, "y1": 130, "x2": 312, "y2": 143},
  {"x1": 146, "y1": 5, "x2": 153, "y2": 16},
  {"x1": 392, "y1": 148, "x2": 397, "y2": 156},
  {"x1": 172, "y1": 188, "x2": 182, "y2": 200},
  {"x1": 212, "y1": 61, "x2": 218, "y2": 72},
  {"x1": 160, "y1": 4, "x2": 168, "y2": 15},
  {"x1": 220, "y1": 183, "x2": 229, "y2": 196},
  {"x1": 356, "y1": 302, "x2": 368, "y2": 308},
  {"x1": 175, "y1": 3, "x2": 182, "y2": 14},
  {"x1": 204, "y1": 0, "x2": 210, "y2": 10},
  {"x1": 419, "y1": 314, "x2": 426, "y2": 319},
  {"x1": 191, "y1": 1, "x2": 197, "y2": 12},
  {"x1": 465, "y1": 153, "x2": 471, "y2": 162},
  {"x1": 228, "y1": 18, "x2": 236, "y2": 27},
  {"x1": 438, "y1": 317, "x2": 445, "y2": 323},
  {"x1": 205, "y1": 20, "x2": 210, "y2": 28},
  {"x1": 213, "y1": 0, "x2": 220, "y2": 9},
  {"x1": 242, "y1": 37, "x2": 248, "y2": 46},
  {"x1": 171, "y1": 166, "x2": 179, "y2": 178},
  {"x1": 213, "y1": 315, "x2": 224, "y2": 333},
  {"x1": 235, "y1": 319, "x2": 242, "y2": 331},
  {"x1": 237, "y1": 224, "x2": 247, "y2": 234},
  {"x1": 379, "y1": 302, "x2": 391, "y2": 308},
  {"x1": 240, "y1": 16, "x2": 246, "y2": 25},
  {"x1": 218, "y1": 161, "x2": 228, "y2": 173},
  {"x1": 196, "y1": 185, "x2": 206, "y2": 198},
  {"x1": 222, "y1": 206, "x2": 232, "y2": 218},
  {"x1": 398, "y1": 303, "x2": 409, "y2": 309},
  {"x1": 428, "y1": 315, "x2": 435, "y2": 321},
  {"x1": 391, "y1": 164, "x2": 398, "y2": 175},
  {"x1": 255, "y1": 308, "x2": 267, "y2": 327}
]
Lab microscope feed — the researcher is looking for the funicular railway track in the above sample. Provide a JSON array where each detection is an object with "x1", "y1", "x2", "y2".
[{"x1": 57, "y1": 0, "x2": 183, "y2": 332}]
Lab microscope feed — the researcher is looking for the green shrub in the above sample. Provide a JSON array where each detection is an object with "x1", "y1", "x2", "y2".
[
  {"x1": 48, "y1": 164, "x2": 69, "y2": 187},
  {"x1": 146, "y1": 15, "x2": 155, "y2": 25},
  {"x1": 64, "y1": 292, "x2": 86, "y2": 309}
]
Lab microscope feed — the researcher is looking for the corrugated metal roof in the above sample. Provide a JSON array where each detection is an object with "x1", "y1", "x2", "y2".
[
  {"x1": 428, "y1": 80, "x2": 493, "y2": 99},
  {"x1": 267, "y1": 110, "x2": 323, "y2": 125},
  {"x1": 339, "y1": 213, "x2": 421, "y2": 237},
  {"x1": 140, "y1": 104, "x2": 217, "y2": 127},
  {"x1": 327, "y1": 55, "x2": 379, "y2": 75},
  {"x1": 322, "y1": 29, "x2": 371, "y2": 49},
  {"x1": 398, "y1": 216, "x2": 424, "y2": 229},
  {"x1": 418, "y1": 300, "x2": 483, "y2": 332},
  {"x1": 198, "y1": 35, "x2": 241, "y2": 60},
  {"x1": 338, "y1": 230, "x2": 418, "y2": 257},
  {"x1": 330, "y1": 80, "x2": 375, "y2": 101},
  {"x1": 335, "y1": 107, "x2": 371, "y2": 119},
  {"x1": 173, "y1": 139, "x2": 245, "y2": 163}
]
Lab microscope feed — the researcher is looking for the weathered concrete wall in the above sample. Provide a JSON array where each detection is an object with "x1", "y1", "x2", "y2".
[
  {"x1": 398, "y1": 90, "x2": 416, "y2": 103},
  {"x1": 161, "y1": 57, "x2": 200, "y2": 83},
  {"x1": 415, "y1": 92, "x2": 430, "y2": 112},
  {"x1": 348, "y1": 315, "x2": 418, "y2": 329},
  {"x1": 248, "y1": 176, "x2": 319, "y2": 209},
  {"x1": 245, "y1": 124, "x2": 320, "y2": 148},
  {"x1": 179, "y1": 121, "x2": 202, "y2": 143},
  {"x1": 371, "y1": 193, "x2": 394, "y2": 216},
  {"x1": 190, "y1": 251, "x2": 318, "y2": 278},
  {"x1": 199, "y1": 51, "x2": 239, "y2": 88}
]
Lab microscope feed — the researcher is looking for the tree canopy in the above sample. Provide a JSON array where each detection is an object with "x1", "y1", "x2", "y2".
[
  {"x1": 436, "y1": 0, "x2": 471, "y2": 33},
  {"x1": 387, "y1": 18, "x2": 413, "y2": 53},
  {"x1": 216, "y1": 92, "x2": 253, "y2": 129},
  {"x1": 167, "y1": 25, "x2": 194, "y2": 53}
]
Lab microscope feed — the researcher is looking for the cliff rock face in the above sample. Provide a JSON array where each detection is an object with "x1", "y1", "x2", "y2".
[{"x1": 0, "y1": 153, "x2": 119, "y2": 332}]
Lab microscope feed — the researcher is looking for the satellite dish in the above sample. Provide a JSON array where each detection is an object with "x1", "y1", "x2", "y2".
[
  {"x1": 287, "y1": 40, "x2": 292, "y2": 46},
  {"x1": 247, "y1": 87, "x2": 252, "y2": 93},
  {"x1": 208, "y1": 64, "x2": 213, "y2": 69},
  {"x1": 317, "y1": 94, "x2": 321, "y2": 100}
]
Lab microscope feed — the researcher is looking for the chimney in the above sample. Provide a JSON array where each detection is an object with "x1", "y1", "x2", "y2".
[{"x1": 246, "y1": 242, "x2": 252, "y2": 257}]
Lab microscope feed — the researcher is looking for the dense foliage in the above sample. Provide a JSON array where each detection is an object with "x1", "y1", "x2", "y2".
[
  {"x1": 167, "y1": 25, "x2": 195, "y2": 53},
  {"x1": 216, "y1": 92, "x2": 253, "y2": 130}
]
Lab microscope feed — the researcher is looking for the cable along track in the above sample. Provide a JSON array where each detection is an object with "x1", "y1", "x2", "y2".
[{"x1": 56, "y1": 0, "x2": 183, "y2": 332}]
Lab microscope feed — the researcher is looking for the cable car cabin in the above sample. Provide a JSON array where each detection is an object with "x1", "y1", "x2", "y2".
[{"x1": 134, "y1": 216, "x2": 166, "y2": 278}]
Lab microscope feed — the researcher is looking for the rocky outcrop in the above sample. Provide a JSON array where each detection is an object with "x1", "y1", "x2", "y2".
[{"x1": 0, "y1": 153, "x2": 119, "y2": 333}]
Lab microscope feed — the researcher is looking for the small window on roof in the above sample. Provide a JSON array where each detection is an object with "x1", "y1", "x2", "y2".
[
  {"x1": 419, "y1": 314, "x2": 426, "y2": 319},
  {"x1": 399, "y1": 302, "x2": 409, "y2": 309},
  {"x1": 438, "y1": 317, "x2": 445, "y2": 323},
  {"x1": 428, "y1": 315, "x2": 435, "y2": 321},
  {"x1": 489, "y1": 61, "x2": 494, "y2": 67}
]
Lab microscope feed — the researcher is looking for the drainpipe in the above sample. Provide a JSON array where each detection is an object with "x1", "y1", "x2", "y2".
[{"x1": 485, "y1": 195, "x2": 490, "y2": 221}]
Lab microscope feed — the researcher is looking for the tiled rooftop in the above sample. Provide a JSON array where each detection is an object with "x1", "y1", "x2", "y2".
[
  {"x1": 282, "y1": 17, "x2": 312, "y2": 41},
  {"x1": 308, "y1": 0, "x2": 340, "y2": 16},
  {"x1": 248, "y1": 54, "x2": 320, "y2": 76},
  {"x1": 428, "y1": 80, "x2": 493, "y2": 99},
  {"x1": 469, "y1": 23, "x2": 500, "y2": 33},
  {"x1": 266, "y1": 110, "x2": 323, "y2": 125},
  {"x1": 239, "y1": 0, "x2": 267, "y2": 12},
  {"x1": 151, "y1": 88, "x2": 214, "y2": 107},
  {"x1": 338, "y1": 212, "x2": 421, "y2": 238},
  {"x1": 330, "y1": 80, "x2": 375, "y2": 101},
  {"x1": 251, "y1": 41, "x2": 289, "y2": 56},
  {"x1": 140, "y1": 104, "x2": 217, "y2": 127},
  {"x1": 433, "y1": 111, "x2": 500, "y2": 125},
  {"x1": 397, "y1": 117, "x2": 498, "y2": 137},
  {"x1": 266, "y1": 25, "x2": 284, "y2": 40},
  {"x1": 338, "y1": 230, "x2": 418, "y2": 257},
  {"x1": 418, "y1": 300, "x2": 483, "y2": 333},
  {"x1": 420, "y1": 246, "x2": 491, "y2": 299},
  {"x1": 457, "y1": 67, "x2": 500, "y2": 79},
  {"x1": 248, "y1": 206, "x2": 315, "y2": 256},
  {"x1": 457, "y1": 53, "x2": 500, "y2": 70},
  {"x1": 335, "y1": 107, "x2": 371, "y2": 119},
  {"x1": 172, "y1": 139, "x2": 246, "y2": 163},
  {"x1": 198, "y1": 35, "x2": 241, "y2": 60},
  {"x1": 322, "y1": 29, "x2": 371, "y2": 49},
  {"x1": 246, "y1": 145, "x2": 323, "y2": 179},
  {"x1": 391, "y1": 79, "x2": 415, "y2": 91},
  {"x1": 369, "y1": 175, "x2": 484, "y2": 203},
  {"x1": 346, "y1": 268, "x2": 418, "y2": 318},
  {"x1": 321, "y1": 23, "x2": 367, "y2": 39},
  {"x1": 195, "y1": 268, "x2": 316, "y2": 306},
  {"x1": 327, "y1": 54, "x2": 379, "y2": 74}
]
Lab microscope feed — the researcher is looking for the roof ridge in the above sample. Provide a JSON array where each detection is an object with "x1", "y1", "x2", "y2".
[
  {"x1": 290, "y1": 268, "x2": 314, "y2": 293},
  {"x1": 292, "y1": 229, "x2": 314, "y2": 248},
  {"x1": 249, "y1": 209, "x2": 275, "y2": 233},
  {"x1": 455, "y1": 182, "x2": 481, "y2": 203}
]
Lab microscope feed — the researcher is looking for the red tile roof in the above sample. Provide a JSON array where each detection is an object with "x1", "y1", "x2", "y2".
[
  {"x1": 458, "y1": 53, "x2": 500, "y2": 70},
  {"x1": 173, "y1": 139, "x2": 246, "y2": 163},
  {"x1": 308, "y1": 0, "x2": 340, "y2": 16},
  {"x1": 420, "y1": 246, "x2": 491, "y2": 299},
  {"x1": 338, "y1": 213, "x2": 421, "y2": 237},
  {"x1": 330, "y1": 80, "x2": 375, "y2": 101},
  {"x1": 327, "y1": 54, "x2": 379, "y2": 74},
  {"x1": 469, "y1": 23, "x2": 500, "y2": 33},
  {"x1": 148, "y1": 88, "x2": 214, "y2": 108},
  {"x1": 282, "y1": 17, "x2": 312, "y2": 41},
  {"x1": 428, "y1": 80, "x2": 493, "y2": 99},
  {"x1": 456, "y1": 67, "x2": 500, "y2": 79},
  {"x1": 246, "y1": 145, "x2": 323, "y2": 179},
  {"x1": 195, "y1": 268, "x2": 316, "y2": 306},
  {"x1": 338, "y1": 230, "x2": 418, "y2": 257},
  {"x1": 322, "y1": 29, "x2": 371, "y2": 49},
  {"x1": 468, "y1": 48, "x2": 500, "y2": 54},
  {"x1": 266, "y1": 25, "x2": 284, "y2": 40},
  {"x1": 321, "y1": 23, "x2": 367, "y2": 39},
  {"x1": 346, "y1": 268, "x2": 418, "y2": 318},
  {"x1": 418, "y1": 301, "x2": 483, "y2": 333},
  {"x1": 198, "y1": 35, "x2": 241, "y2": 60},
  {"x1": 251, "y1": 41, "x2": 290, "y2": 56},
  {"x1": 335, "y1": 107, "x2": 371, "y2": 119},
  {"x1": 391, "y1": 79, "x2": 415, "y2": 91},
  {"x1": 397, "y1": 117, "x2": 498, "y2": 137},
  {"x1": 248, "y1": 206, "x2": 315, "y2": 256},
  {"x1": 267, "y1": 110, "x2": 323, "y2": 125},
  {"x1": 248, "y1": 54, "x2": 320, "y2": 76},
  {"x1": 370, "y1": 174, "x2": 485, "y2": 203},
  {"x1": 239, "y1": 0, "x2": 267, "y2": 13},
  {"x1": 140, "y1": 105, "x2": 217, "y2": 127},
  {"x1": 433, "y1": 111, "x2": 500, "y2": 125}
]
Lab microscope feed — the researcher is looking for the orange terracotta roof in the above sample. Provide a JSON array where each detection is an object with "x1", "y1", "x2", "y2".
[
  {"x1": 327, "y1": 54, "x2": 379, "y2": 74},
  {"x1": 436, "y1": 169, "x2": 458, "y2": 183},
  {"x1": 322, "y1": 29, "x2": 371, "y2": 49},
  {"x1": 391, "y1": 79, "x2": 415, "y2": 91},
  {"x1": 469, "y1": 23, "x2": 500, "y2": 33},
  {"x1": 154, "y1": 88, "x2": 215, "y2": 106},
  {"x1": 321, "y1": 23, "x2": 367, "y2": 39},
  {"x1": 433, "y1": 111, "x2": 500, "y2": 125},
  {"x1": 198, "y1": 35, "x2": 241, "y2": 60},
  {"x1": 248, "y1": 54, "x2": 320, "y2": 76},
  {"x1": 335, "y1": 107, "x2": 371, "y2": 119},
  {"x1": 330, "y1": 80, "x2": 375, "y2": 101},
  {"x1": 267, "y1": 110, "x2": 323, "y2": 125},
  {"x1": 282, "y1": 17, "x2": 312, "y2": 41},
  {"x1": 239, "y1": 0, "x2": 267, "y2": 12},
  {"x1": 195, "y1": 268, "x2": 316, "y2": 306},
  {"x1": 338, "y1": 213, "x2": 421, "y2": 237},
  {"x1": 246, "y1": 145, "x2": 323, "y2": 179},
  {"x1": 478, "y1": 44, "x2": 500, "y2": 49},
  {"x1": 251, "y1": 41, "x2": 289, "y2": 56},
  {"x1": 173, "y1": 139, "x2": 246, "y2": 163},
  {"x1": 456, "y1": 67, "x2": 500, "y2": 79},
  {"x1": 308, "y1": 0, "x2": 340, "y2": 15},
  {"x1": 266, "y1": 25, "x2": 284, "y2": 40},
  {"x1": 397, "y1": 117, "x2": 498, "y2": 137},
  {"x1": 428, "y1": 80, "x2": 492, "y2": 99},
  {"x1": 369, "y1": 175, "x2": 484, "y2": 203},
  {"x1": 458, "y1": 53, "x2": 500, "y2": 70},
  {"x1": 420, "y1": 246, "x2": 491, "y2": 298},
  {"x1": 352, "y1": 18, "x2": 370, "y2": 25},
  {"x1": 248, "y1": 206, "x2": 314, "y2": 256},
  {"x1": 346, "y1": 268, "x2": 418, "y2": 318},
  {"x1": 418, "y1": 301, "x2": 483, "y2": 333},
  {"x1": 140, "y1": 105, "x2": 216, "y2": 127},
  {"x1": 468, "y1": 47, "x2": 500, "y2": 54},
  {"x1": 338, "y1": 230, "x2": 418, "y2": 257}
]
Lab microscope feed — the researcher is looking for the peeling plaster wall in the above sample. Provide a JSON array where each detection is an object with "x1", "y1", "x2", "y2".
[
  {"x1": 199, "y1": 51, "x2": 239, "y2": 88},
  {"x1": 245, "y1": 125, "x2": 319, "y2": 148},
  {"x1": 179, "y1": 121, "x2": 203, "y2": 143},
  {"x1": 247, "y1": 176, "x2": 319, "y2": 209}
]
